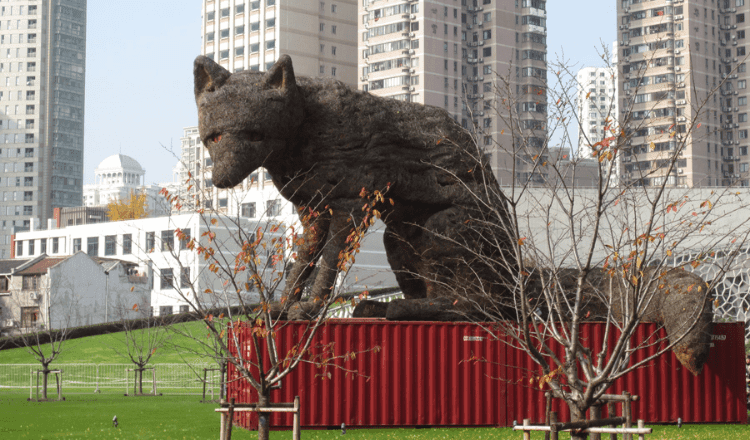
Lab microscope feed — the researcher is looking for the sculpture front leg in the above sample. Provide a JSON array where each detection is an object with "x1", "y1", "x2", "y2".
[{"x1": 281, "y1": 206, "x2": 331, "y2": 303}]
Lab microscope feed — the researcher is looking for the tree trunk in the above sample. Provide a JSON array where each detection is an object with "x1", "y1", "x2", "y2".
[
  {"x1": 257, "y1": 391, "x2": 270, "y2": 440},
  {"x1": 138, "y1": 368, "x2": 143, "y2": 394},
  {"x1": 569, "y1": 405, "x2": 588, "y2": 440},
  {"x1": 42, "y1": 369, "x2": 49, "y2": 400}
]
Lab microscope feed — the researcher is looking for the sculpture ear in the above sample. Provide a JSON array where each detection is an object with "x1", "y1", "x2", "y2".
[
  {"x1": 264, "y1": 55, "x2": 297, "y2": 91},
  {"x1": 194, "y1": 56, "x2": 231, "y2": 98}
]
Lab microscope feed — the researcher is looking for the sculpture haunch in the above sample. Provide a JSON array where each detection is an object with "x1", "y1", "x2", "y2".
[{"x1": 193, "y1": 55, "x2": 711, "y2": 373}]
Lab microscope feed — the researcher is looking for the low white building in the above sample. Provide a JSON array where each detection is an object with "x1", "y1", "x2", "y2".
[
  {"x1": 0, "y1": 252, "x2": 148, "y2": 335},
  {"x1": 11, "y1": 213, "x2": 289, "y2": 316}
]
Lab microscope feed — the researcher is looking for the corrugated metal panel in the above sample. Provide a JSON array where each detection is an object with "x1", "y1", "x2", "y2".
[{"x1": 227, "y1": 321, "x2": 747, "y2": 429}]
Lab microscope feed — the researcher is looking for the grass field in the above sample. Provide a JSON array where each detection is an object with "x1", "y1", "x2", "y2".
[
  {"x1": 0, "y1": 391, "x2": 747, "y2": 440},
  {"x1": 0, "y1": 320, "x2": 212, "y2": 365},
  {"x1": 1, "y1": 386, "x2": 748, "y2": 439},
  {"x1": 1, "y1": 322, "x2": 748, "y2": 439}
]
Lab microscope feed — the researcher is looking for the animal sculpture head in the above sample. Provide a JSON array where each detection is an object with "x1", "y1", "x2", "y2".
[{"x1": 193, "y1": 55, "x2": 304, "y2": 188}]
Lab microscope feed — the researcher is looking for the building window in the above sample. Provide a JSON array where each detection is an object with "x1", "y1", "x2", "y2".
[
  {"x1": 104, "y1": 235, "x2": 116, "y2": 256},
  {"x1": 235, "y1": 47, "x2": 244, "y2": 57},
  {"x1": 250, "y1": 43, "x2": 259, "y2": 53},
  {"x1": 161, "y1": 230, "x2": 174, "y2": 252},
  {"x1": 181, "y1": 268, "x2": 190, "y2": 288},
  {"x1": 22, "y1": 275, "x2": 39, "y2": 290},
  {"x1": 73, "y1": 238, "x2": 81, "y2": 253},
  {"x1": 16, "y1": 240, "x2": 24, "y2": 256},
  {"x1": 251, "y1": 1, "x2": 260, "y2": 10},
  {"x1": 122, "y1": 234, "x2": 132, "y2": 254},
  {"x1": 159, "y1": 305, "x2": 173, "y2": 316},
  {"x1": 206, "y1": 32, "x2": 214, "y2": 42},
  {"x1": 0, "y1": 276, "x2": 8, "y2": 293},
  {"x1": 180, "y1": 228, "x2": 191, "y2": 250},
  {"x1": 242, "y1": 202, "x2": 256, "y2": 218},
  {"x1": 87, "y1": 237, "x2": 99, "y2": 256},
  {"x1": 20, "y1": 307, "x2": 39, "y2": 327},
  {"x1": 331, "y1": 67, "x2": 337, "y2": 76},
  {"x1": 52, "y1": 237, "x2": 59, "y2": 254},
  {"x1": 266, "y1": 199, "x2": 281, "y2": 217},
  {"x1": 331, "y1": 25, "x2": 337, "y2": 34},
  {"x1": 266, "y1": 40, "x2": 275, "y2": 50},
  {"x1": 266, "y1": 18, "x2": 275, "y2": 28},
  {"x1": 219, "y1": 198, "x2": 228, "y2": 208},
  {"x1": 146, "y1": 232, "x2": 155, "y2": 252},
  {"x1": 28, "y1": 240, "x2": 35, "y2": 255},
  {"x1": 236, "y1": 4, "x2": 245, "y2": 14},
  {"x1": 160, "y1": 269, "x2": 174, "y2": 290}
]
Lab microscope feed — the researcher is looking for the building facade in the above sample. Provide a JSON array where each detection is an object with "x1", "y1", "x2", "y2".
[
  {"x1": 618, "y1": 0, "x2": 750, "y2": 187},
  {"x1": 358, "y1": 0, "x2": 549, "y2": 185},
  {"x1": 82, "y1": 154, "x2": 168, "y2": 217},
  {"x1": 0, "y1": 253, "x2": 147, "y2": 335},
  {"x1": 0, "y1": 0, "x2": 87, "y2": 258},
  {"x1": 200, "y1": 0, "x2": 358, "y2": 85}
]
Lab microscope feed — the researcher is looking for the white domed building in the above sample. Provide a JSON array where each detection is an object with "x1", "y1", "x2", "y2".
[{"x1": 83, "y1": 154, "x2": 169, "y2": 216}]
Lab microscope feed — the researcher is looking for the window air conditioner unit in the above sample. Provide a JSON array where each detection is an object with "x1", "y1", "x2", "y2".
[
  {"x1": 4, "y1": 320, "x2": 14, "y2": 327},
  {"x1": 678, "y1": 168, "x2": 684, "y2": 174},
  {"x1": 360, "y1": 76, "x2": 368, "y2": 81},
  {"x1": 30, "y1": 292, "x2": 39, "y2": 300},
  {"x1": 410, "y1": 14, "x2": 416, "y2": 19},
  {"x1": 675, "y1": 49, "x2": 680, "y2": 54},
  {"x1": 408, "y1": 49, "x2": 415, "y2": 55},
  {"x1": 675, "y1": 67, "x2": 681, "y2": 71},
  {"x1": 735, "y1": 123, "x2": 740, "y2": 128},
  {"x1": 409, "y1": 68, "x2": 416, "y2": 74},
  {"x1": 409, "y1": 86, "x2": 416, "y2": 92},
  {"x1": 409, "y1": 32, "x2": 415, "y2": 37},
  {"x1": 734, "y1": 91, "x2": 739, "y2": 95},
  {"x1": 677, "y1": 99, "x2": 686, "y2": 105},
  {"x1": 478, "y1": 58, "x2": 483, "y2": 62},
  {"x1": 477, "y1": 21, "x2": 483, "y2": 26},
  {"x1": 478, "y1": 41, "x2": 484, "y2": 46}
]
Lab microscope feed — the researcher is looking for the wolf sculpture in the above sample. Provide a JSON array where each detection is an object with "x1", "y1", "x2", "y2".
[
  {"x1": 193, "y1": 54, "x2": 517, "y2": 310},
  {"x1": 193, "y1": 55, "x2": 712, "y2": 373}
]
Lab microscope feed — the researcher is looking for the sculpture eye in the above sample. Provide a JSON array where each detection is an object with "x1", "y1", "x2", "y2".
[{"x1": 211, "y1": 134, "x2": 222, "y2": 143}]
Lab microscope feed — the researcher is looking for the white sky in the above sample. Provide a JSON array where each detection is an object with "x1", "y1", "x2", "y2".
[{"x1": 82, "y1": 1, "x2": 616, "y2": 185}]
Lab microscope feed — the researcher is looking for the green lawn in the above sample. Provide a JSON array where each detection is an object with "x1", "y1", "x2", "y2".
[
  {"x1": 1, "y1": 324, "x2": 747, "y2": 439},
  {"x1": 0, "y1": 391, "x2": 747, "y2": 440},
  {"x1": 0, "y1": 321, "x2": 214, "y2": 365}
]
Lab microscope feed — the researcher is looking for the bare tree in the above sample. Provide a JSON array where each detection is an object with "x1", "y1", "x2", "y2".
[
  {"x1": 148, "y1": 179, "x2": 382, "y2": 440},
  {"x1": 401, "y1": 49, "x2": 750, "y2": 436},
  {"x1": 113, "y1": 301, "x2": 171, "y2": 395},
  {"x1": 10, "y1": 274, "x2": 76, "y2": 401}
]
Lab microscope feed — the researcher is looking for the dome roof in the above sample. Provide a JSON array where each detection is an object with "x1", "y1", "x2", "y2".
[{"x1": 95, "y1": 154, "x2": 144, "y2": 173}]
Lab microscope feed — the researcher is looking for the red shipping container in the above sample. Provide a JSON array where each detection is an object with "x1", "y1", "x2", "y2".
[{"x1": 227, "y1": 321, "x2": 747, "y2": 429}]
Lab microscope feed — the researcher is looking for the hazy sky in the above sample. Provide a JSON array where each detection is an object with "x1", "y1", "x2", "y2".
[{"x1": 82, "y1": 1, "x2": 615, "y2": 185}]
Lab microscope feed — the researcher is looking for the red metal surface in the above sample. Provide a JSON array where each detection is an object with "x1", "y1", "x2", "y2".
[{"x1": 227, "y1": 321, "x2": 747, "y2": 429}]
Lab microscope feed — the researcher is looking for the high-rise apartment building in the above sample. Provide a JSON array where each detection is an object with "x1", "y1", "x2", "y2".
[
  {"x1": 358, "y1": 0, "x2": 548, "y2": 185},
  {"x1": 577, "y1": 67, "x2": 618, "y2": 158},
  {"x1": 200, "y1": 0, "x2": 358, "y2": 84},
  {"x1": 618, "y1": 0, "x2": 750, "y2": 187},
  {"x1": 0, "y1": 0, "x2": 87, "y2": 258},
  {"x1": 197, "y1": 0, "x2": 359, "y2": 207}
]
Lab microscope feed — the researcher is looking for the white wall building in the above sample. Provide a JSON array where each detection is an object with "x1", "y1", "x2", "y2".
[
  {"x1": 0, "y1": 252, "x2": 148, "y2": 334},
  {"x1": 12, "y1": 213, "x2": 268, "y2": 316}
]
